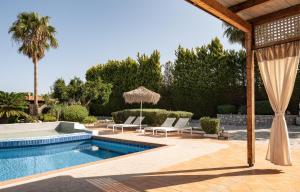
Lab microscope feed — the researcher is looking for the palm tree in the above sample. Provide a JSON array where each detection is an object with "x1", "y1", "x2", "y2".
[
  {"x1": 9, "y1": 12, "x2": 58, "y2": 115},
  {"x1": 223, "y1": 22, "x2": 268, "y2": 102},
  {"x1": 223, "y1": 22, "x2": 245, "y2": 48},
  {"x1": 0, "y1": 91, "x2": 28, "y2": 119}
]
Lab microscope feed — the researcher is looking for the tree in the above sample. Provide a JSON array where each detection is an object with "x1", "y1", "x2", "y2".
[
  {"x1": 172, "y1": 38, "x2": 247, "y2": 117},
  {"x1": 82, "y1": 78, "x2": 113, "y2": 107},
  {"x1": 68, "y1": 77, "x2": 84, "y2": 104},
  {"x1": 9, "y1": 12, "x2": 58, "y2": 115},
  {"x1": 51, "y1": 77, "x2": 112, "y2": 108},
  {"x1": 159, "y1": 61, "x2": 175, "y2": 110},
  {"x1": 137, "y1": 50, "x2": 162, "y2": 92},
  {"x1": 86, "y1": 58, "x2": 139, "y2": 115},
  {"x1": 86, "y1": 51, "x2": 163, "y2": 115},
  {"x1": 222, "y1": 22, "x2": 245, "y2": 47},
  {"x1": 163, "y1": 61, "x2": 174, "y2": 88},
  {"x1": 52, "y1": 78, "x2": 68, "y2": 103},
  {"x1": 223, "y1": 22, "x2": 266, "y2": 102},
  {"x1": 0, "y1": 91, "x2": 29, "y2": 120}
]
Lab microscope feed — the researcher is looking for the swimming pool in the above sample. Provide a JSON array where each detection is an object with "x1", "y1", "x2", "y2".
[{"x1": 0, "y1": 138, "x2": 156, "y2": 181}]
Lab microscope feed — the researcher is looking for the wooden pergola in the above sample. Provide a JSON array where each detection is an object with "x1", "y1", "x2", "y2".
[{"x1": 186, "y1": 0, "x2": 300, "y2": 167}]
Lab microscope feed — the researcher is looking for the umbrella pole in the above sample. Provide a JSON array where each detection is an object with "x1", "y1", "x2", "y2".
[{"x1": 140, "y1": 101, "x2": 142, "y2": 132}]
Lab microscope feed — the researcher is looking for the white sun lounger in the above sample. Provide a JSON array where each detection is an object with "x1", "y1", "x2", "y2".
[
  {"x1": 107, "y1": 116, "x2": 136, "y2": 132},
  {"x1": 155, "y1": 118, "x2": 192, "y2": 138},
  {"x1": 114, "y1": 116, "x2": 145, "y2": 133},
  {"x1": 144, "y1": 118, "x2": 176, "y2": 135}
]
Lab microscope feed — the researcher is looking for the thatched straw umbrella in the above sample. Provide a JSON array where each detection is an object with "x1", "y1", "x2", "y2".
[{"x1": 123, "y1": 86, "x2": 160, "y2": 131}]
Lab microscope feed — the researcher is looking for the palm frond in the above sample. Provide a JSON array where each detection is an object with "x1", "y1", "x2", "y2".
[
  {"x1": 222, "y1": 22, "x2": 245, "y2": 48},
  {"x1": 0, "y1": 92, "x2": 29, "y2": 118},
  {"x1": 8, "y1": 12, "x2": 58, "y2": 61}
]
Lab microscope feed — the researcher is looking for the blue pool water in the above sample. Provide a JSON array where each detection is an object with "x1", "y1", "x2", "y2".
[{"x1": 0, "y1": 139, "x2": 154, "y2": 181}]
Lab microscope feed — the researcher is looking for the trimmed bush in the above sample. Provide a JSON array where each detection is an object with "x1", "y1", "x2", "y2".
[
  {"x1": 112, "y1": 109, "x2": 193, "y2": 126},
  {"x1": 217, "y1": 104, "x2": 236, "y2": 114},
  {"x1": 200, "y1": 117, "x2": 220, "y2": 134},
  {"x1": 82, "y1": 116, "x2": 97, "y2": 124},
  {"x1": 43, "y1": 114, "x2": 57, "y2": 122},
  {"x1": 62, "y1": 105, "x2": 89, "y2": 122}
]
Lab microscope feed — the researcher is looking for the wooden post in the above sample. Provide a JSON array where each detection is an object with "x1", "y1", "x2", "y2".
[{"x1": 246, "y1": 32, "x2": 255, "y2": 167}]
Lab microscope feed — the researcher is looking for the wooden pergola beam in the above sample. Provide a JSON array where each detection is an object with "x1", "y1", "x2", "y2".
[
  {"x1": 249, "y1": 4, "x2": 300, "y2": 25},
  {"x1": 229, "y1": 0, "x2": 270, "y2": 13},
  {"x1": 186, "y1": 0, "x2": 252, "y2": 33}
]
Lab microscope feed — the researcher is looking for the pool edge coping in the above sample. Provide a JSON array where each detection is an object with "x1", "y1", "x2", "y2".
[{"x1": 0, "y1": 136, "x2": 169, "y2": 188}]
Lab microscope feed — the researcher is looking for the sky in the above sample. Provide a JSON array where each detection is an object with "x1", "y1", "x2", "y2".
[{"x1": 0, "y1": 0, "x2": 241, "y2": 94}]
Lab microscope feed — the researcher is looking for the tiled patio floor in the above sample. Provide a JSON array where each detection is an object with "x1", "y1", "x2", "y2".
[
  {"x1": 121, "y1": 140, "x2": 300, "y2": 192},
  {"x1": 0, "y1": 132, "x2": 299, "y2": 192}
]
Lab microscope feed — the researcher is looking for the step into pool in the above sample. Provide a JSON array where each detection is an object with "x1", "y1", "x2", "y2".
[{"x1": 0, "y1": 138, "x2": 156, "y2": 181}]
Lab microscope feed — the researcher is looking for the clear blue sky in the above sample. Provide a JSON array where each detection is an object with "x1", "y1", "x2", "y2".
[{"x1": 0, "y1": 0, "x2": 241, "y2": 94}]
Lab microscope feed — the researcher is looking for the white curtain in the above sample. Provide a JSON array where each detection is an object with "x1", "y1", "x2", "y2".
[{"x1": 256, "y1": 41, "x2": 300, "y2": 166}]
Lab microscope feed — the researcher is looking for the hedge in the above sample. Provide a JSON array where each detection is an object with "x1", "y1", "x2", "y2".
[
  {"x1": 111, "y1": 109, "x2": 193, "y2": 126},
  {"x1": 200, "y1": 117, "x2": 220, "y2": 134},
  {"x1": 238, "y1": 105, "x2": 246, "y2": 114},
  {"x1": 255, "y1": 100, "x2": 273, "y2": 115},
  {"x1": 217, "y1": 104, "x2": 236, "y2": 114},
  {"x1": 171, "y1": 39, "x2": 248, "y2": 118},
  {"x1": 238, "y1": 100, "x2": 273, "y2": 115},
  {"x1": 86, "y1": 51, "x2": 162, "y2": 116}
]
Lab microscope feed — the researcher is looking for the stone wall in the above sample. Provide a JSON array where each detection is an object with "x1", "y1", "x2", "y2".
[{"x1": 217, "y1": 114, "x2": 298, "y2": 126}]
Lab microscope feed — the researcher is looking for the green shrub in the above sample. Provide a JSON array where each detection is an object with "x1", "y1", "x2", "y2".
[
  {"x1": 238, "y1": 105, "x2": 246, "y2": 114},
  {"x1": 4, "y1": 116, "x2": 19, "y2": 124},
  {"x1": 43, "y1": 114, "x2": 57, "y2": 122},
  {"x1": 238, "y1": 101, "x2": 273, "y2": 115},
  {"x1": 217, "y1": 105, "x2": 236, "y2": 114},
  {"x1": 256, "y1": 100, "x2": 273, "y2": 115},
  {"x1": 41, "y1": 106, "x2": 51, "y2": 114},
  {"x1": 200, "y1": 116, "x2": 220, "y2": 134},
  {"x1": 25, "y1": 115, "x2": 37, "y2": 123},
  {"x1": 62, "y1": 105, "x2": 89, "y2": 122},
  {"x1": 49, "y1": 104, "x2": 65, "y2": 120},
  {"x1": 82, "y1": 116, "x2": 97, "y2": 124},
  {"x1": 112, "y1": 109, "x2": 193, "y2": 126}
]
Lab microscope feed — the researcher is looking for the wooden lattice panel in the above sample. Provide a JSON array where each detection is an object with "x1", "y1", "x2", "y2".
[{"x1": 254, "y1": 14, "x2": 300, "y2": 48}]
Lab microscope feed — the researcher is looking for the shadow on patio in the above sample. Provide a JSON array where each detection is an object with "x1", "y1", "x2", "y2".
[{"x1": 0, "y1": 166, "x2": 283, "y2": 192}]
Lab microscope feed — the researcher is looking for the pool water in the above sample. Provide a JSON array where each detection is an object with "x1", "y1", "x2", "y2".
[{"x1": 0, "y1": 139, "x2": 153, "y2": 181}]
